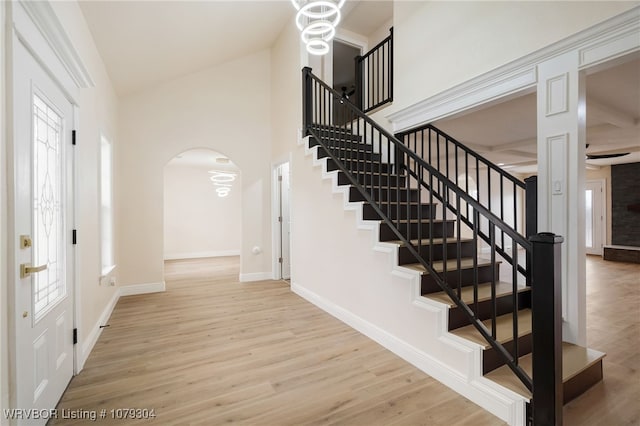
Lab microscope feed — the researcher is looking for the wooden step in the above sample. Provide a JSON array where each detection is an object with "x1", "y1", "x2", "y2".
[
  {"x1": 379, "y1": 219, "x2": 455, "y2": 241},
  {"x1": 484, "y1": 342, "x2": 606, "y2": 403},
  {"x1": 316, "y1": 147, "x2": 381, "y2": 162},
  {"x1": 403, "y1": 258, "x2": 501, "y2": 295},
  {"x1": 337, "y1": 171, "x2": 406, "y2": 188},
  {"x1": 424, "y1": 281, "x2": 531, "y2": 330},
  {"x1": 326, "y1": 158, "x2": 391, "y2": 174},
  {"x1": 451, "y1": 309, "x2": 532, "y2": 374},
  {"x1": 350, "y1": 186, "x2": 420, "y2": 203},
  {"x1": 309, "y1": 138, "x2": 373, "y2": 152},
  {"x1": 389, "y1": 237, "x2": 476, "y2": 265},
  {"x1": 362, "y1": 202, "x2": 436, "y2": 221}
]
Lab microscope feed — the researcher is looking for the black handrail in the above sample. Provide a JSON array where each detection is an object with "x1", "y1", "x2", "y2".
[
  {"x1": 396, "y1": 124, "x2": 534, "y2": 283},
  {"x1": 303, "y1": 67, "x2": 533, "y2": 391},
  {"x1": 355, "y1": 28, "x2": 393, "y2": 113}
]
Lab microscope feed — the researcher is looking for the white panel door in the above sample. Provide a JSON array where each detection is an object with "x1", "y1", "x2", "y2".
[
  {"x1": 13, "y1": 38, "x2": 75, "y2": 424},
  {"x1": 585, "y1": 180, "x2": 604, "y2": 255},
  {"x1": 279, "y1": 163, "x2": 291, "y2": 280}
]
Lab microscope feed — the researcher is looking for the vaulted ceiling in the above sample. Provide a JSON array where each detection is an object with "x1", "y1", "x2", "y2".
[{"x1": 80, "y1": 1, "x2": 637, "y2": 171}]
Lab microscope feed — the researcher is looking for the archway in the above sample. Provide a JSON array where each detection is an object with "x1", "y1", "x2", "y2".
[{"x1": 163, "y1": 149, "x2": 242, "y2": 262}]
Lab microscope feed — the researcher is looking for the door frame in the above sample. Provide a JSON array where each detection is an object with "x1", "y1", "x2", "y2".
[
  {"x1": 271, "y1": 159, "x2": 292, "y2": 281},
  {"x1": 322, "y1": 31, "x2": 368, "y2": 89},
  {"x1": 6, "y1": 0, "x2": 93, "y2": 412}
]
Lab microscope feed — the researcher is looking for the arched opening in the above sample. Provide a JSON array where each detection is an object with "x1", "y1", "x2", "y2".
[{"x1": 163, "y1": 148, "x2": 242, "y2": 263}]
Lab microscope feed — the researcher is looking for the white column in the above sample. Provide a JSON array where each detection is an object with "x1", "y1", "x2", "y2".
[{"x1": 536, "y1": 51, "x2": 587, "y2": 346}]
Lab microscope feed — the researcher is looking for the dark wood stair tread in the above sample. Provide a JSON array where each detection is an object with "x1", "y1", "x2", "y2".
[
  {"x1": 402, "y1": 257, "x2": 496, "y2": 275},
  {"x1": 484, "y1": 342, "x2": 606, "y2": 400},
  {"x1": 386, "y1": 237, "x2": 474, "y2": 248},
  {"x1": 424, "y1": 281, "x2": 529, "y2": 307},
  {"x1": 450, "y1": 309, "x2": 532, "y2": 349}
]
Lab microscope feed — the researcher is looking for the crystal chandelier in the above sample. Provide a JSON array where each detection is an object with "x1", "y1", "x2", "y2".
[{"x1": 291, "y1": 0, "x2": 346, "y2": 56}]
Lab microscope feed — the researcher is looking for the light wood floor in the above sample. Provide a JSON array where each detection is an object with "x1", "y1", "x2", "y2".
[
  {"x1": 52, "y1": 257, "x2": 503, "y2": 425},
  {"x1": 52, "y1": 256, "x2": 639, "y2": 425}
]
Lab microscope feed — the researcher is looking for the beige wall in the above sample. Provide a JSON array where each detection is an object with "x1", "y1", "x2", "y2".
[
  {"x1": 390, "y1": 1, "x2": 638, "y2": 114},
  {"x1": 164, "y1": 164, "x2": 242, "y2": 259},
  {"x1": 47, "y1": 1, "x2": 120, "y2": 354},
  {"x1": 117, "y1": 50, "x2": 273, "y2": 285},
  {"x1": 271, "y1": 20, "x2": 302, "y2": 163}
]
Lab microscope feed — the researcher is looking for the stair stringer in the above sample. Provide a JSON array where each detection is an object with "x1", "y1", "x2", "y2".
[{"x1": 291, "y1": 137, "x2": 529, "y2": 425}]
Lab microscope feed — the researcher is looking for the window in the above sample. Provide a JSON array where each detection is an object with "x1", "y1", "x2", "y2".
[{"x1": 100, "y1": 135, "x2": 114, "y2": 275}]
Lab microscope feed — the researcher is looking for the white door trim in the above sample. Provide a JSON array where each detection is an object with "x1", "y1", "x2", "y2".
[{"x1": 6, "y1": 0, "x2": 94, "y2": 414}]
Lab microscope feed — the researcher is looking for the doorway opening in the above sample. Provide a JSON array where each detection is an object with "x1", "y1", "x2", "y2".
[
  {"x1": 163, "y1": 149, "x2": 242, "y2": 262},
  {"x1": 332, "y1": 40, "x2": 362, "y2": 125}
]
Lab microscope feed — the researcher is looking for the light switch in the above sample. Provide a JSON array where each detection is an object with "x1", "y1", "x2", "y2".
[{"x1": 553, "y1": 180, "x2": 563, "y2": 195}]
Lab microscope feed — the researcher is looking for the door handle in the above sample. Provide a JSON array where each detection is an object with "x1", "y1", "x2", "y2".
[{"x1": 20, "y1": 263, "x2": 48, "y2": 279}]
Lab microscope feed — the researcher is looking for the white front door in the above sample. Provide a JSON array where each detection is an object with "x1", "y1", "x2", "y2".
[
  {"x1": 279, "y1": 163, "x2": 291, "y2": 280},
  {"x1": 585, "y1": 180, "x2": 604, "y2": 256},
  {"x1": 13, "y1": 38, "x2": 75, "y2": 424}
]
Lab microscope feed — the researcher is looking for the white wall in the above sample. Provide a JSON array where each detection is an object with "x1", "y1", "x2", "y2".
[
  {"x1": 586, "y1": 166, "x2": 612, "y2": 246},
  {"x1": 46, "y1": 1, "x2": 120, "y2": 365},
  {"x1": 164, "y1": 164, "x2": 241, "y2": 259},
  {"x1": 271, "y1": 19, "x2": 303, "y2": 163},
  {"x1": 117, "y1": 50, "x2": 273, "y2": 286},
  {"x1": 390, "y1": 1, "x2": 638, "y2": 115}
]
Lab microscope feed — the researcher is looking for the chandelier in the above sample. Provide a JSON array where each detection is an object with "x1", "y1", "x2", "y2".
[
  {"x1": 209, "y1": 170, "x2": 237, "y2": 198},
  {"x1": 291, "y1": 0, "x2": 346, "y2": 56}
]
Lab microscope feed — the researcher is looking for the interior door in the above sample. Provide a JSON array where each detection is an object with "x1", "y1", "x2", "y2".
[
  {"x1": 279, "y1": 163, "x2": 291, "y2": 280},
  {"x1": 585, "y1": 180, "x2": 604, "y2": 255},
  {"x1": 13, "y1": 37, "x2": 75, "y2": 423}
]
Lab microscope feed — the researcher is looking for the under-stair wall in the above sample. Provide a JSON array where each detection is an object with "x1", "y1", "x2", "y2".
[{"x1": 290, "y1": 138, "x2": 529, "y2": 425}]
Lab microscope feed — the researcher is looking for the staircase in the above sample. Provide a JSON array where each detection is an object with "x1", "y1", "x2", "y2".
[{"x1": 301, "y1": 68, "x2": 605, "y2": 425}]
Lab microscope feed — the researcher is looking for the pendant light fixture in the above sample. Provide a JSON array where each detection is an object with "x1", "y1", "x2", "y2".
[{"x1": 291, "y1": 0, "x2": 346, "y2": 56}]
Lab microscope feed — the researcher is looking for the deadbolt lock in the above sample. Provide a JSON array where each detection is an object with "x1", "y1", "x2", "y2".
[
  {"x1": 20, "y1": 235, "x2": 32, "y2": 249},
  {"x1": 23, "y1": 311, "x2": 28, "y2": 318}
]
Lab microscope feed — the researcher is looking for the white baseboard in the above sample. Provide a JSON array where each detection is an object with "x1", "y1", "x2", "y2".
[
  {"x1": 239, "y1": 272, "x2": 272, "y2": 282},
  {"x1": 164, "y1": 250, "x2": 240, "y2": 260},
  {"x1": 119, "y1": 281, "x2": 166, "y2": 297},
  {"x1": 291, "y1": 282, "x2": 526, "y2": 426},
  {"x1": 78, "y1": 288, "x2": 119, "y2": 371}
]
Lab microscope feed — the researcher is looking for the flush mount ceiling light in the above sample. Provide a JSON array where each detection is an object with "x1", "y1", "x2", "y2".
[{"x1": 291, "y1": 0, "x2": 345, "y2": 56}]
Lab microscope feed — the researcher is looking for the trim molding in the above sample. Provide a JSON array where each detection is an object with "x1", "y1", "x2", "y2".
[
  {"x1": 78, "y1": 289, "x2": 119, "y2": 371},
  {"x1": 164, "y1": 250, "x2": 240, "y2": 261},
  {"x1": 291, "y1": 283, "x2": 526, "y2": 425},
  {"x1": 119, "y1": 281, "x2": 166, "y2": 297},
  {"x1": 387, "y1": 6, "x2": 640, "y2": 132},
  {"x1": 239, "y1": 272, "x2": 272, "y2": 283},
  {"x1": 18, "y1": 0, "x2": 94, "y2": 88}
]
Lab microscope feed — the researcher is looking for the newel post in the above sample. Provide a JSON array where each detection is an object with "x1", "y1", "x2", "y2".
[
  {"x1": 302, "y1": 67, "x2": 313, "y2": 136},
  {"x1": 530, "y1": 232, "x2": 563, "y2": 426}
]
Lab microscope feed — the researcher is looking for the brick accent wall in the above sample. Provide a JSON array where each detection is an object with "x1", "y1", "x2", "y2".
[{"x1": 611, "y1": 162, "x2": 640, "y2": 247}]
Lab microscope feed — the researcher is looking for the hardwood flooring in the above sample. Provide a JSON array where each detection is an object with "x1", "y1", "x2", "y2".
[
  {"x1": 563, "y1": 256, "x2": 640, "y2": 426},
  {"x1": 52, "y1": 255, "x2": 639, "y2": 425},
  {"x1": 52, "y1": 257, "x2": 503, "y2": 425}
]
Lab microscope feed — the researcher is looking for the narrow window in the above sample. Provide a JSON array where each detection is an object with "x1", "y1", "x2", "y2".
[{"x1": 100, "y1": 135, "x2": 114, "y2": 275}]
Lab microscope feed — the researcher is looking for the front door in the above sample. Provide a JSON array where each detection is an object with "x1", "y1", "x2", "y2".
[{"x1": 13, "y1": 37, "x2": 75, "y2": 424}]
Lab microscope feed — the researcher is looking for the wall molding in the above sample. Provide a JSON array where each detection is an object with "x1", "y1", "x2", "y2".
[
  {"x1": 119, "y1": 281, "x2": 166, "y2": 297},
  {"x1": 239, "y1": 272, "x2": 272, "y2": 283},
  {"x1": 291, "y1": 282, "x2": 527, "y2": 425},
  {"x1": 78, "y1": 289, "x2": 119, "y2": 371},
  {"x1": 17, "y1": 0, "x2": 94, "y2": 88},
  {"x1": 387, "y1": 6, "x2": 640, "y2": 132},
  {"x1": 164, "y1": 250, "x2": 240, "y2": 261}
]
